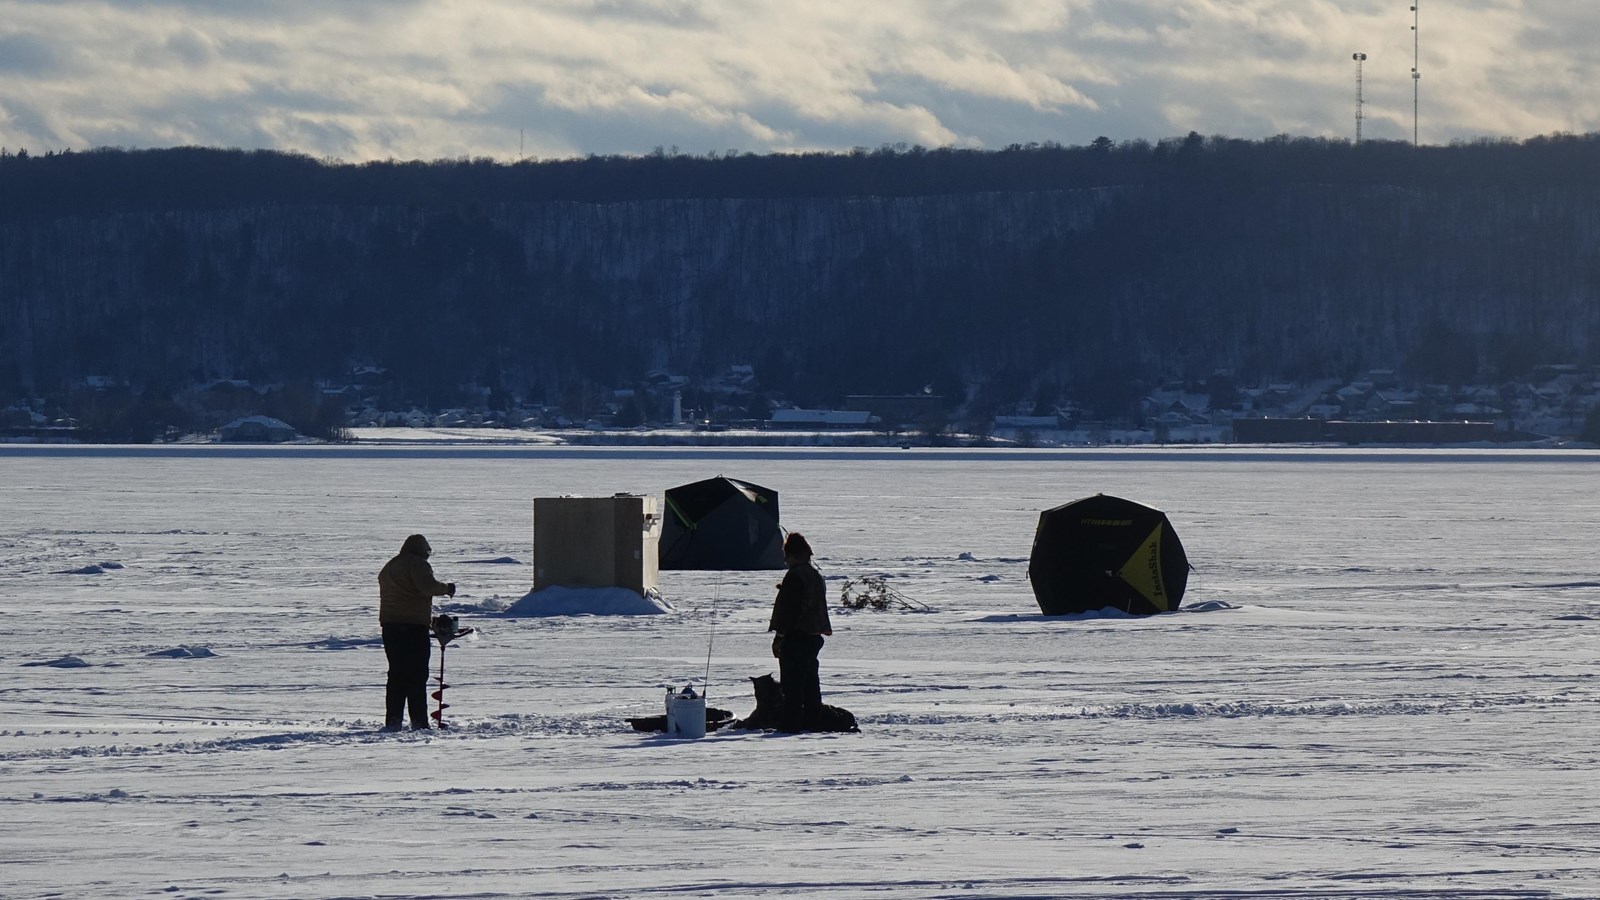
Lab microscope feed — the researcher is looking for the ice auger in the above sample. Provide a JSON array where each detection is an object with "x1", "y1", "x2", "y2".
[{"x1": 429, "y1": 614, "x2": 475, "y2": 729}]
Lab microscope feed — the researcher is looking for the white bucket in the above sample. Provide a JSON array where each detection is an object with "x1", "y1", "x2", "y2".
[{"x1": 665, "y1": 689, "x2": 707, "y2": 739}]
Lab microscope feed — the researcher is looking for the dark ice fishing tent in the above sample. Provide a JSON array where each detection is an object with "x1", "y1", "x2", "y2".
[
  {"x1": 659, "y1": 476, "x2": 784, "y2": 570},
  {"x1": 1028, "y1": 494, "x2": 1189, "y2": 616}
]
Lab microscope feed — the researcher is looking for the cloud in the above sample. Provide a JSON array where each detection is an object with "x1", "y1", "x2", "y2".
[
  {"x1": 0, "y1": 0, "x2": 1596, "y2": 161},
  {"x1": 159, "y1": 25, "x2": 221, "y2": 68},
  {"x1": 0, "y1": 30, "x2": 62, "y2": 74}
]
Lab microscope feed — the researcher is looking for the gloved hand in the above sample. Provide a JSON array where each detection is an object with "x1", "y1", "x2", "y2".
[
  {"x1": 771, "y1": 634, "x2": 784, "y2": 657},
  {"x1": 446, "y1": 582, "x2": 457, "y2": 597}
]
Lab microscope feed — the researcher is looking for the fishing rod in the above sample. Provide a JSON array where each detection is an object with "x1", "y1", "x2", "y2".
[{"x1": 703, "y1": 572, "x2": 721, "y2": 701}]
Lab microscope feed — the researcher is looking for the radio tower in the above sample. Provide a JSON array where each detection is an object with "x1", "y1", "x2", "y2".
[
  {"x1": 1410, "y1": 2, "x2": 1421, "y2": 145},
  {"x1": 1353, "y1": 53, "x2": 1368, "y2": 143}
]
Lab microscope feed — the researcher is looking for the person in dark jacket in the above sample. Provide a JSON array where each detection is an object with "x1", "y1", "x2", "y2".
[
  {"x1": 768, "y1": 532, "x2": 831, "y2": 730},
  {"x1": 378, "y1": 534, "x2": 456, "y2": 731}
]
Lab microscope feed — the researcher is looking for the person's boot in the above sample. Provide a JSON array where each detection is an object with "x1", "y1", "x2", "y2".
[{"x1": 383, "y1": 688, "x2": 405, "y2": 731}]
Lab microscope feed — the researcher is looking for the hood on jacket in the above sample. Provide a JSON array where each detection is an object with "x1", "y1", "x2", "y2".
[{"x1": 401, "y1": 534, "x2": 432, "y2": 557}]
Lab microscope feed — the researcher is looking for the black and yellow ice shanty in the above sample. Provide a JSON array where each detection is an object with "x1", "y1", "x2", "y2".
[
  {"x1": 1028, "y1": 494, "x2": 1189, "y2": 616},
  {"x1": 659, "y1": 476, "x2": 785, "y2": 570}
]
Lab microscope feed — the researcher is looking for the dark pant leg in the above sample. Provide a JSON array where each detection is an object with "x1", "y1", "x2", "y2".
[
  {"x1": 778, "y1": 634, "x2": 825, "y2": 727},
  {"x1": 382, "y1": 623, "x2": 432, "y2": 728}
]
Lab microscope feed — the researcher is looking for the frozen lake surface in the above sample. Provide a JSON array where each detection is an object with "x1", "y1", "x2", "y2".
[{"x1": 3, "y1": 445, "x2": 1599, "y2": 898}]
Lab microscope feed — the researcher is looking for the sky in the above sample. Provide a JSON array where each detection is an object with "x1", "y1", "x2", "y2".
[{"x1": 2, "y1": 0, "x2": 1597, "y2": 163}]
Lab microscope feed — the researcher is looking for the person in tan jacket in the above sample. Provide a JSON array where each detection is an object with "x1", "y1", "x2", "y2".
[{"x1": 378, "y1": 534, "x2": 455, "y2": 731}]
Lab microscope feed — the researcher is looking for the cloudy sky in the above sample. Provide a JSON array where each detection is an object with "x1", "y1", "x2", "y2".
[{"x1": 1, "y1": 0, "x2": 1596, "y2": 162}]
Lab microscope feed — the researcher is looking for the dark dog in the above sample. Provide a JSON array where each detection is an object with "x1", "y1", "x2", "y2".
[
  {"x1": 728, "y1": 673, "x2": 859, "y2": 733},
  {"x1": 727, "y1": 673, "x2": 786, "y2": 730}
]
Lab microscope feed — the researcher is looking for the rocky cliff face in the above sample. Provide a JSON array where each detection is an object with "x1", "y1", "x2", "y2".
[{"x1": 5, "y1": 174, "x2": 1600, "y2": 404}]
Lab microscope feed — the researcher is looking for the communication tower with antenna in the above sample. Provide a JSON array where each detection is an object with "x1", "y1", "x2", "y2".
[
  {"x1": 1410, "y1": 2, "x2": 1421, "y2": 145},
  {"x1": 1353, "y1": 53, "x2": 1368, "y2": 143}
]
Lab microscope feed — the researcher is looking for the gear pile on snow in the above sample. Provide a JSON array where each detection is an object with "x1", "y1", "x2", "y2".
[{"x1": 626, "y1": 674, "x2": 858, "y2": 734}]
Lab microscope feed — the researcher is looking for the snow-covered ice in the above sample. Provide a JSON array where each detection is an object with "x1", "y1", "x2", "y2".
[{"x1": 1, "y1": 445, "x2": 1598, "y2": 898}]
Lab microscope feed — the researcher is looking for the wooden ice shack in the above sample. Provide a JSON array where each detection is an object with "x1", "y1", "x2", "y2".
[{"x1": 531, "y1": 494, "x2": 662, "y2": 596}]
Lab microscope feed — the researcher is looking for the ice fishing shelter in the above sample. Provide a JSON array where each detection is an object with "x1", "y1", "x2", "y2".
[
  {"x1": 659, "y1": 476, "x2": 784, "y2": 570},
  {"x1": 532, "y1": 494, "x2": 662, "y2": 596},
  {"x1": 1028, "y1": 494, "x2": 1189, "y2": 616}
]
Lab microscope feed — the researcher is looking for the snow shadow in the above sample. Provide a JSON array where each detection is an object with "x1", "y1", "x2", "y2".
[
  {"x1": 972, "y1": 600, "x2": 1237, "y2": 624},
  {"x1": 21, "y1": 655, "x2": 93, "y2": 668},
  {"x1": 53, "y1": 562, "x2": 124, "y2": 575},
  {"x1": 145, "y1": 646, "x2": 218, "y2": 659},
  {"x1": 500, "y1": 586, "x2": 676, "y2": 617},
  {"x1": 306, "y1": 636, "x2": 383, "y2": 650}
]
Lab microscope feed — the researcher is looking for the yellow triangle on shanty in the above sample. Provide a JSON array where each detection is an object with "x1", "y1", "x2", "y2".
[{"x1": 1115, "y1": 523, "x2": 1170, "y2": 611}]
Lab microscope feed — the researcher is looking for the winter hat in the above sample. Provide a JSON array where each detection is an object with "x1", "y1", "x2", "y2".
[{"x1": 783, "y1": 532, "x2": 813, "y2": 560}]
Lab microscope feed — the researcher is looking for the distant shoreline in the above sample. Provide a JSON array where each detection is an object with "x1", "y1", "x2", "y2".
[
  {"x1": 3, "y1": 424, "x2": 1596, "y2": 455},
  {"x1": 3, "y1": 435, "x2": 1597, "y2": 464}
]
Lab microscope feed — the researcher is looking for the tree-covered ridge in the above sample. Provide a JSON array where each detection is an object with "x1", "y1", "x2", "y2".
[
  {"x1": 3, "y1": 135, "x2": 1600, "y2": 438},
  {"x1": 8, "y1": 132, "x2": 1600, "y2": 216}
]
